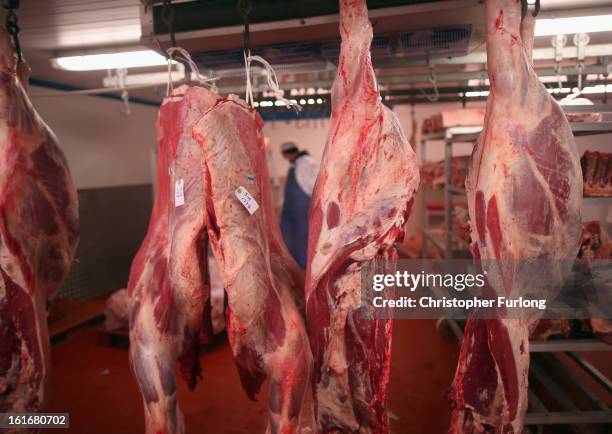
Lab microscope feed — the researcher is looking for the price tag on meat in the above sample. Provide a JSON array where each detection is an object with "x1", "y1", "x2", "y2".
[
  {"x1": 175, "y1": 178, "x2": 185, "y2": 207},
  {"x1": 235, "y1": 186, "x2": 259, "y2": 215}
]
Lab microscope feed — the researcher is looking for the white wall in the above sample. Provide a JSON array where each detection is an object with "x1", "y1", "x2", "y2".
[
  {"x1": 30, "y1": 86, "x2": 157, "y2": 190},
  {"x1": 263, "y1": 116, "x2": 331, "y2": 183}
]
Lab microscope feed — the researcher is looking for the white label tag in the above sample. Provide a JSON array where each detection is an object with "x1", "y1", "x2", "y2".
[
  {"x1": 235, "y1": 186, "x2": 259, "y2": 215},
  {"x1": 175, "y1": 178, "x2": 185, "y2": 207}
]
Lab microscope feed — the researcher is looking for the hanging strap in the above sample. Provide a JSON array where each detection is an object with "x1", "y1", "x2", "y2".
[
  {"x1": 237, "y1": 0, "x2": 300, "y2": 111},
  {"x1": 244, "y1": 54, "x2": 301, "y2": 111},
  {"x1": 165, "y1": 46, "x2": 218, "y2": 96}
]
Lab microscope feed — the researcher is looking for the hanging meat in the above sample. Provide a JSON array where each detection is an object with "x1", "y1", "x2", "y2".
[
  {"x1": 305, "y1": 0, "x2": 419, "y2": 432},
  {"x1": 128, "y1": 85, "x2": 217, "y2": 434},
  {"x1": 581, "y1": 151, "x2": 612, "y2": 197},
  {"x1": 129, "y1": 84, "x2": 311, "y2": 434},
  {"x1": 192, "y1": 95, "x2": 311, "y2": 434},
  {"x1": 0, "y1": 29, "x2": 79, "y2": 419},
  {"x1": 447, "y1": 2, "x2": 583, "y2": 433}
]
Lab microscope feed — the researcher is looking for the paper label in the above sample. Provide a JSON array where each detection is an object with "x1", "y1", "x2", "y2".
[
  {"x1": 235, "y1": 186, "x2": 259, "y2": 215},
  {"x1": 175, "y1": 178, "x2": 185, "y2": 207}
]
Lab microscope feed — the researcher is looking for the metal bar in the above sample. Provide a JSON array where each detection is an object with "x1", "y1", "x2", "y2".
[
  {"x1": 583, "y1": 196, "x2": 612, "y2": 201},
  {"x1": 444, "y1": 137, "x2": 453, "y2": 259},
  {"x1": 449, "y1": 186, "x2": 466, "y2": 195},
  {"x1": 420, "y1": 136, "x2": 428, "y2": 259},
  {"x1": 571, "y1": 122, "x2": 612, "y2": 135},
  {"x1": 527, "y1": 389, "x2": 548, "y2": 413},
  {"x1": 213, "y1": 65, "x2": 609, "y2": 95},
  {"x1": 530, "y1": 357, "x2": 578, "y2": 411},
  {"x1": 562, "y1": 104, "x2": 612, "y2": 114},
  {"x1": 397, "y1": 43, "x2": 612, "y2": 66},
  {"x1": 423, "y1": 229, "x2": 445, "y2": 252},
  {"x1": 524, "y1": 411, "x2": 612, "y2": 425},
  {"x1": 447, "y1": 319, "x2": 464, "y2": 342},
  {"x1": 448, "y1": 133, "x2": 482, "y2": 143},
  {"x1": 565, "y1": 351, "x2": 612, "y2": 394},
  {"x1": 378, "y1": 65, "x2": 608, "y2": 86},
  {"x1": 530, "y1": 339, "x2": 611, "y2": 353}
]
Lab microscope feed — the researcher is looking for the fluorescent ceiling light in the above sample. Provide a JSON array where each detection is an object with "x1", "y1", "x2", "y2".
[
  {"x1": 579, "y1": 84, "x2": 612, "y2": 94},
  {"x1": 52, "y1": 50, "x2": 172, "y2": 71},
  {"x1": 465, "y1": 90, "x2": 490, "y2": 98},
  {"x1": 467, "y1": 75, "x2": 568, "y2": 87},
  {"x1": 535, "y1": 15, "x2": 612, "y2": 37}
]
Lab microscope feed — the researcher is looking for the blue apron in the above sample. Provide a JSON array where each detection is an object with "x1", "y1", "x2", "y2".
[{"x1": 280, "y1": 163, "x2": 311, "y2": 269}]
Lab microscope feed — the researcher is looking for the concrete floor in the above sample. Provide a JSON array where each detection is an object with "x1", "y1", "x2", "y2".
[{"x1": 43, "y1": 319, "x2": 459, "y2": 434}]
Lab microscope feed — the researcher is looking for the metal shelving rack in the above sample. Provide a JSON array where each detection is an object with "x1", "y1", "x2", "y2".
[
  {"x1": 446, "y1": 321, "x2": 612, "y2": 427},
  {"x1": 423, "y1": 105, "x2": 612, "y2": 429},
  {"x1": 420, "y1": 105, "x2": 612, "y2": 259},
  {"x1": 420, "y1": 125, "x2": 482, "y2": 259}
]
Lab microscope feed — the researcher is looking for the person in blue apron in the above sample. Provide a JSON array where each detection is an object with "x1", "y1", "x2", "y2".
[{"x1": 279, "y1": 142, "x2": 318, "y2": 269}]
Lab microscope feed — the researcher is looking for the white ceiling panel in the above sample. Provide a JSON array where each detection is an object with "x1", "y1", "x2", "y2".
[{"x1": 18, "y1": 0, "x2": 142, "y2": 50}]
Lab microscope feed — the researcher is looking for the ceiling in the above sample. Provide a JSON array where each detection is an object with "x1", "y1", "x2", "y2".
[{"x1": 13, "y1": 0, "x2": 612, "y2": 106}]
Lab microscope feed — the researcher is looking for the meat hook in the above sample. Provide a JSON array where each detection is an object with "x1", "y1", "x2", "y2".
[
  {"x1": 237, "y1": 0, "x2": 252, "y2": 55},
  {"x1": 2, "y1": 0, "x2": 21, "y2": 61},
  {"x1": 521, "y1": 0, "x2": 540, "y2": 20}
]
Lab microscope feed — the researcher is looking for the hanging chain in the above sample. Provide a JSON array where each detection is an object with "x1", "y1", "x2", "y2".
[
  {"x1": 162, "y1": 0, "x2": 176, "y2": 49},
  {"x1": 419, "y1": 56, "x2": 439, "y2": 102},
  {"x1": 237, "y1": 0, "x2": 252, "y2": 55},
  {"x1": 3, "y1": 0, "x2": 21, "y2": 61}
]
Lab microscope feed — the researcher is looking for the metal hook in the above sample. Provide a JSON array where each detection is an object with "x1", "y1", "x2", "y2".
[
  {"x1": 3, "y1": 0, "x2": 21, "y2": 61},
  {"x1": 419, "y1": 57, "x2": 439, "y2": 103},
  {"x1": 162, "y1": 0, "x2": 177, "y2": 49},
  {"x1": 521, "y1": 0, "x2": 540, "y2": 20},
  {"x1": 237, "y1": 0, "x2": 252, "y2": 54},
  {"x1": 532, "y1": 0, "x2": 541, "y2": 18}
]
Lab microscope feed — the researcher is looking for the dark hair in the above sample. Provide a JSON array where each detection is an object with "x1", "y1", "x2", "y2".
[{"x1": 281, "y1": 146, "x2": 299, "y2": 154}]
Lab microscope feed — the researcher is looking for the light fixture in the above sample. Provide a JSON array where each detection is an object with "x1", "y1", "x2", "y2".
[
  {"x1": 52, "y1": 50, "x2": 172, "y2": 71},
  {"x1": 535, "y1": 14, "x2": 612, "y2": 37},
  {"x1": 468, "y1": 75, "x2": 568, "y2": 87},
  {"x1": 578, "y1": 84, "x2": 612, "y2": 94},
  {"x1": 465, "y1": 90, "x2": 490, "y2": 98},
  {"x1": 548, "y1": 87, "x2": 572, "y2": 94}
]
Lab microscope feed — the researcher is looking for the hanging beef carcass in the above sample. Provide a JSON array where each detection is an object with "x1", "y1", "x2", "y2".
[
  {"x1": 129, "y1": 85, "x2": 311, "y2": 434},
  {"x1": 0, "y1": 29, "x2": 79, "y2": 419},
  {"x1": 192, "y1": 95, "x2": 311, "y2": 434},
  {"x1": 305, "y1": 0, "x2": 419, "y2": 432},
  {"x1": 128, "y1": 85, "x2": 216, "y2": 434},
  {"x1": 447, "y1": 2, "x2": 582, "y2": 432}
]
